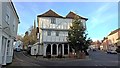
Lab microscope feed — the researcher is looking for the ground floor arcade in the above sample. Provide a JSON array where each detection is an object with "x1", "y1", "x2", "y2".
[{"x1": 43, "y1": 43, "x2": 71, "y2": 57}]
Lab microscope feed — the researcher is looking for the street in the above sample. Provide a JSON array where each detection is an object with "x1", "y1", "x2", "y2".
[{"x1": 3, "y1": 50, "x2": 119, "y2": 68}]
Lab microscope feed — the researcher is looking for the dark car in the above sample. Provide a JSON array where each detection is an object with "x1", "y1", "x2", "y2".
[{"x1": 93, "y1": 49, "x2": 96, "y2": 51}]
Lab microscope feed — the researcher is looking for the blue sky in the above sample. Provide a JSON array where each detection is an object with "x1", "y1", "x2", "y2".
[{"x1": 13, "y1": 2, "x2": 118, "y2": 41}]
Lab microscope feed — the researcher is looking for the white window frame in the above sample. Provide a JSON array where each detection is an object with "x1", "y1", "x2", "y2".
[
  {"x1": 56, "y1": 31, "x2": 59, "y2": 36},
  {"x1": 47, "y1": 31, "x2": 51, "y2": 36},
  {"x1": 51, "y1": 18, "x2": 56, "y2": 24},
  {"x1": 5, "y1": 6, "x2": 10, "y2": 25},
  {"x1": 5, "y1": 14, "x2": 9, "y2": 24}
]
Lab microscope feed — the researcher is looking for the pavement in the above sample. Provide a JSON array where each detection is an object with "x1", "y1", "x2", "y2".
[
  {"x1": 2, "y1": 50, "x2": 119, "y2": 68},
  {"x1": 23, "y1": 51, "x2": 90, "y2": 61}
]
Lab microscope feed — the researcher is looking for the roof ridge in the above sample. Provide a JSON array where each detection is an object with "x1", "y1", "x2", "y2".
[{"x1": 37, "y1": 9, "x2": 63, "y2": 18}]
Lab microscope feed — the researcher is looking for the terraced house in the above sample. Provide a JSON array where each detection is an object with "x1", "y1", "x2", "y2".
[
  {"x1": 37, "y1": 9, "x2": 88, "y2": 57},
  {"x1": 0, "y1": 0, "x2": 20, "y2": 65}
]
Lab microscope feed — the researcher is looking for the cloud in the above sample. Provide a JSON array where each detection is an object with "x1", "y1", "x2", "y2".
[{"x1": 88, "y1": 3, "x2": 117, "y2": 29}]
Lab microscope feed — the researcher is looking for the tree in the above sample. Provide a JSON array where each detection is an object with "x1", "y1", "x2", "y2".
[
  {"x1": 17, "y1": 35, "x2": 23, "y2": 41},
  {"x1": 29, "y1": 20, "x2": 37, "y2": 45},
  {"x1": 22, "y1": 31, "x2": 30, "y2": 49},
  {"x1": 67, "y1": 16, "x2": 92, "y2": 58}
]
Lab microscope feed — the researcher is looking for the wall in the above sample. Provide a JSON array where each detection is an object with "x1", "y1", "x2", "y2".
[
  {"x1": 108, "y1": 31, "x2": 119, "y2": 44},
  {"x1": 38, "y1": 17, "x2": 72, "y2": 43},
  {"x1": 0, "y1": 1, "x2": 2, "y2": 64},
  {"x1": 42, "y1": 30, "x2": 68, "y2": 42},
  {"x1": 0, "y1": 1, "x2": 19, "y2": 65},
  {"x1": 31, "y1": 45, "x2": 38, "y2": 55},
  {"x1": 38, "y1": 17, "x2": 72, "y2": 30},
  {"x1": 2, "y1": 2, "x2": 18, "y2": 38},
  {"x1": 38, "y1": 15, "x2": 87, "y2": 44}
]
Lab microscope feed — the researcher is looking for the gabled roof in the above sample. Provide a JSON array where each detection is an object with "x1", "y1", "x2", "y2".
[
  {"x1": 37, "y1": 9, "x2": 63, "y2": 18},
  {"x1": 108, "y1": 28, "x2": 120, "y2": 36},
  {"x1": 66, "y1": 11, "x2": 88, "y2": 21}
]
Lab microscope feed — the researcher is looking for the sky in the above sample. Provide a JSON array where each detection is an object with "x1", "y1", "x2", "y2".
[{"x1": 13, "y1": 2, "x2": 118, "y2": 41}]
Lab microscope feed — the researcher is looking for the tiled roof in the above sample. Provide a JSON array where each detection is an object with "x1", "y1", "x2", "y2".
[
  {"x1": 37, "y1": 9, "x2": 63, "y2": 18},
  {"x1": 108, "y1": 28, "x2": 120, "y2": 36},
  {"x1": 37, "y1": 9, "x2": 88, "y2": 21},
  {"x1": 66, "y1": 11, "x2": 88, "y2": 21}
]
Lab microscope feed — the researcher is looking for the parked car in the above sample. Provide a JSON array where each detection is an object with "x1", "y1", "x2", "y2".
[
  {"x1": 116, "y1": 46, "x2": 120, "y2": 53},
  {"x1": 107, "y1": 50, "x2": 117, "y2": 54},
  {"x1": 16, "y1": 48, "x2": 21, "y2": 52}
]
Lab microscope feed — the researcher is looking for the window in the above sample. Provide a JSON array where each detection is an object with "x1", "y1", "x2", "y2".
[
  {"x1": 51, "y1": 18, "x2": 56, "y2": 24},
  {"x1": 47, "y1": 31, "x2": 51, "y2": 36},
  {"x1": 5, "y1": 6, "x2": 10, "y2": 24},
  {"x1": 13, "y1": 19, "x2": 16, "y2": 32},
  {"x1": 56, "y1": 31, "x2": 59, "y2": 36},
  {"x1": 5, "y1": 14, "x2": 9, "y2": 24},
  {"x1": 7, "y1": 40, "x2": 10, "y2": 55}
]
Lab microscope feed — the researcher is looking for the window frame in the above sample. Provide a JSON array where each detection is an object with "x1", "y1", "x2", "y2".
[
  {"x1": 56, "y1": 31, "x2": 59, "y2": 36},
  {"x1": 51, "y1": 18, "x2": 56, "y2": 24},
  {"x1": 47, "y1": 31, "x2": 51, "y2": 36}
]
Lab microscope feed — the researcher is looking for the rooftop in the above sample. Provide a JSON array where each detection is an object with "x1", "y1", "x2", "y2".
[
  {"x1": 37, "y1": 9, "x2": 63, "y2": 18},
  {"x1": 108, "y1": 28, "x2": 120, "y2": 36},
  {"x1": 37, "y1": 9, "x2": 88, "y2": 20}
]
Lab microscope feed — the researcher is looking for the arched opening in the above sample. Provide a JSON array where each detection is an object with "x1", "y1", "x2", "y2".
[
  {"x1": 58, "y1": 44, "x2": 62, "y2": 57},
  {"x1": 53, "y1": 44, "x2": 57, "y2": 55},
  {"x1": 64, "y1": 44, "x2": 68, "y2": 55},
  {"x1": 46, "y1": 44, "x2": 51, "y2": 56}
]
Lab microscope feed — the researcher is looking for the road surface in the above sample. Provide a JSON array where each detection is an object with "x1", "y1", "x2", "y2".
[{"x1": 3, "y1": 50, "x2": 119, "y2": 68}]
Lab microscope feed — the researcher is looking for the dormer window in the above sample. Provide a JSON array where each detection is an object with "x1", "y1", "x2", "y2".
[{"x1": 51, "y1": 18, "x2": 56, "y2": 24}]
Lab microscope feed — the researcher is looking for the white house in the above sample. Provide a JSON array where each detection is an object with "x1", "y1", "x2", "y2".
[
  {"x1": 0, "y1": 0, "x2": 20, "y2": 65},
  {"x1": 37, "y1": 9, "x2": 88, "y2": 57}
]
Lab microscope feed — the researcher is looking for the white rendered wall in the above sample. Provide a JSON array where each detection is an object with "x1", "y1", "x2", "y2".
[
  {"x1": 38, "y1": 17, "x2": 86, "y2": 43},
  {"x1": 0, "y1": 2, "x2": 19, "y2": 65},
  {"x1": 31, "y1": 45, "x2": 38, "y2": 55}
]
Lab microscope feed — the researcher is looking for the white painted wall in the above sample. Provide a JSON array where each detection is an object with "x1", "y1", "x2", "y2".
[
  {"x1": 38, "y1": 17, "x2": 86, "y2": 43},
  {"x1": 39, "y1": 17, "x2": 72, "y2": 29},
  {"x1": 38, "y1": 17, "x2": 72, "y2": 43},
  {"x1": 0, "y1": 1, "x2": 19, "y2": 65},
  {"x1": 0, "y1": 1, "x2": 2, "y2": 65},
  {"x1": 31, "y1": 45, "x2": 38, "y2": 55}
]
